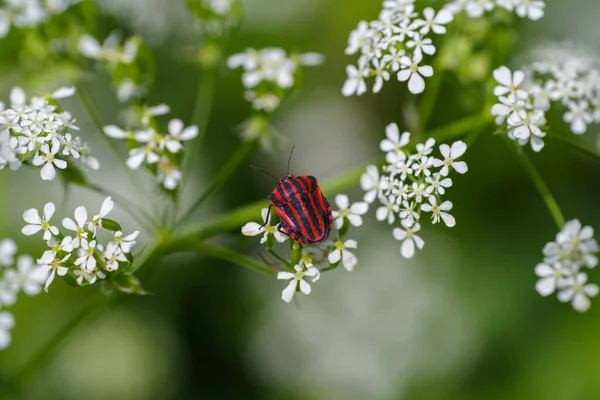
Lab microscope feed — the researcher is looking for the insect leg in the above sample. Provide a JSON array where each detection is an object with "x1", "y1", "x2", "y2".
[{"x1": 259, "y1": 205, "x2": 273, "y2": 229}]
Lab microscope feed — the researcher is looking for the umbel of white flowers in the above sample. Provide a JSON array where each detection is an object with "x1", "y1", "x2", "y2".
[
  {"x1": 103, "y1": 105, "x2": 198, "y2": 190},
  {"x1": 0, "y1": 86, "x2": 98, "y2": 180},
  {"x1": 361, "y1": 123, "x2": 468, "y2": 259},
  {"x1": 342, "y1": 0, "x2": 545, "y2": 96},
  {"x1": 492, "y1": 43, "x2": 600, "y2": 152},
  {"x1": 535, "y1": 219, "x2": 599, "y2": 312},
  {"x1": 228, "y1": 48, "x2": 324, "y2": 113},
  {"x1": 0, "y1": 238, "x2": 48, "y2": 350},
  {"x1": 20, "y1": 198, "x2": 139, "y2": 292}
]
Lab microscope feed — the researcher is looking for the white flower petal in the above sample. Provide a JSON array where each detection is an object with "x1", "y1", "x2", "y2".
[
  {"x1": 535, "y1": 276, "x2": 556, "y2": 296},
  {"x1": 281, "y1": 280, "x2": 297, "y2": 303}
]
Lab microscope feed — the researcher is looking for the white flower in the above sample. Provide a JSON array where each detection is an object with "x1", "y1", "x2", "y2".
[
  {"x1": 380, "y1": 123, "x2": 410, "y2": 159},
  {"x1": 110, "y1": 230, "x2": 139, "y2": 254},
  {"x1": 22, "y1": 202, "x2": 59, "y2": 241},
  {"x1": 32, "y1": 143, "x2": 67, "y2": 180},
  {"x1": 75, "y1": 240, "x2": 97, "y2": 272},
  {"x1": 371, "y1": 58, "x2": 391, "y2": 93},
  {"x1": 241, "y1": 208, "x2": 287, "y2": 244},
  {"x1": 345, "y1": 21, "x2": 373, "y2": 55},
  {"x1": 507, "y1": 110, "x2": 546, "y2": 149},
  {"x1": 0, "y1": 277, "x2": 18, "y2": 307},
  {"x1": 425, "y1": 173, "x2": 453, "y2": 195},
  {"x1": 413, "y1": 7, "x2": 453, "y2": 35},
  {"x1": 342, "y1": 64, "x2": 368, "y2": 96},
  {"x1": 397, "y1": 52, "x2": 433, "y2": 94},
  {"x1": 534, "y1": 262, "x2": 570, "y2": 296},
  {"x1": 37, "y1": 250, "x2": 70, "y2": 292},
  {"x1": 406, "y1": 33, "x2": 436, "y2": 57},
  {"x1": 432, "y1": 141, "x2": 468, "y2": 176},
  {"x1": 277, "y1": 263, "x2": 320, "y2": 303},
  {"x1": 564, "y1": 100, "x2": 593, "y2": 134},
  {"x1": 493, "y1": 66, "x2": 528, "y2": 99},
  {"x1": 62, "y1": 206, "x2": 89, "y2": 249},
  {"x1": 557, "y1": 272, "x2": 599, "y2": 312},
  {"x1": 421, "y1": 195, "x2": 456, "y2": 227},
  {"x1": 157, "y1": 157, "x2": 182, "y2": 190},
  {"x1": 515, "y1": 0, "x2": 545, "y2": 21},
  {"x1": 393, "y1": 220, "x2": 424, "y2": 259},
  {"x1": 328, "y1": 239, "x2": 358, "y2": 271},
  {"x1": 376, "y1": 196, "x2": 399, "y2": 224},
  {"x1": 9, "y1": 255, "x2": 47, "y2": 295},
  {"x1": 162, "y1": 119, "x2": 199, "y2": 153},
  {"x1": 90, "y1": 197, "x2": 114, "y2": 233},
  {"x1": 0, "y1": 311, "x2": 15, "y2": 350},
  {"x1": 0, "y1": 238, "x2": 17, "y2": 267},
  {"x1": 331, "y1": 194, "x2": 369, "y2": 229},
  {"x1": 126, "y1": 142, "x2": 160, "y2": 169},
  {"x1": 360, "y1": 165, "x2": 382, "y2": 203}
]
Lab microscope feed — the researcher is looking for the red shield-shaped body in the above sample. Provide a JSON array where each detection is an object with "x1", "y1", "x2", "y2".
[{"x1": 269, "y1": 175, "x2": 333, "y2": 244}]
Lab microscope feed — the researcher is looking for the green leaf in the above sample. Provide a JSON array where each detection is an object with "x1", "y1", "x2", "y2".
[
  {"x1": 114, "y1": 274, "x2": 150, "y2": 295},
  {"x1": 101, "y1": 218, "x2": 122, "y2": 232}
]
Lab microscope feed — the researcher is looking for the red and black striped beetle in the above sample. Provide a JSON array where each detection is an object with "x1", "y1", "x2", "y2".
[{"x1": 252, "y1": 147, "x2": 333, "y2": 244}]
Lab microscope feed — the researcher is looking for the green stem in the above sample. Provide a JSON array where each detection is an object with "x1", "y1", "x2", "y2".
[
  {"x1": 181, "y1": 68, "x2": 217, "y2": 180},
  {"x1": 417, "y1": 61, "x2": 444, "y2": 134},
  {"x1": 175, "y1": 140, "x2": 256, "y2": 230},
  {"x1": 76, "y1": 83, "x2": 157, "y2": 221},
  {"x1": 268, "y1": 249, "x2": 291, "y2": 268},
  {"x1": 506, "y1": 138, "x2": 565, "y2": 229},
  {"x1": 178, "y1": 238, "x2": 274, "y2": 276}
]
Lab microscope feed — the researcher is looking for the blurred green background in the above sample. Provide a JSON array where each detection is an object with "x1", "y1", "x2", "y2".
[{"x1": 2, "y1": 0, "x2": 600, "y2": 399}]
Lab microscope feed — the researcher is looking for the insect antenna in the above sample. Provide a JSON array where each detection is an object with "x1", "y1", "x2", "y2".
[
  {"x1": 287, "y1": 145, "x2": 295, "y2": 176},
  {"x1": 249, "y1": 165, "x2": 279, "y2": 181}
]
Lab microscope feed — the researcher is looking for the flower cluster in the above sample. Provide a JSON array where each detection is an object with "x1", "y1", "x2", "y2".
[
  {"x1": 535, "y1": 219, "x2": 599, "y2": 312},
  {"x1": 0, "y1": 238, "x2": 48, "y2": 350},
  {"x1": 78, "y1": 32, "x2": 147, "y2": 102},
  {"x1": 361, "y1": 123, "x2": 468, "y2": 258},
  {"x1": 242, "y1": 193, "x2": 367, "y2": 303},
  {"x1": 187, "y1": 0, "x2": 242, "y2": 37},
  {"x1": 0, "y1": 0, "x2": 78, "y2": 38},
  {"x1": 491, "y1": 47, "x2": 600, "y2": 152},
  {"x1": 0, "y1": 86, "x2": 98, "y2": 180},
  {"x1": 228, "y1": 48, "x2": 324, "y2": 113},
  {"x1": 21, "y1": 198, "x2": 139, "y2": 292},
  {"x1": 343, "y1": 0, "x2": 545, "y2": 96},
  {"x1": 103, "y1": 105, "x2": 198, "y2": 191}
]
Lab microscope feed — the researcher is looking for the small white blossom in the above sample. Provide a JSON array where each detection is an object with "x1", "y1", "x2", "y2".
[
  {"x1": 277, "y1": 263, "x2": 320, "y2": 303},
  {"x1": 557, "y1": 273, "x2": 599, "y2": 312},
  {"x1": 328, "y1": 239, "x2": 358, "y2": 271},
  {"x1": 393, "y1": 220, "x2": 424, "y2": 259},
  {"x1": 397, "y1": 52, "x2": 433, "y2": 94},
  {"x1": 421, "y1": 195, "x2": 456, "y2": 227},
  {"x1": 242, "y1": 208, "x2": 287, "y2": 244},
  {"x1": 21, "y1": 202, "x2": 59, "y2": 241},
  {"x1": 432, "y1": 141, "x2": 468, "y2": 176},
  {"x1": 331, "y1": 194, "x2": 369, "y2": 229},
  {"x1": 90, "y1": 197, "x2": 114, "y2": 233},
  {"x1": 37, "y1": 251, "x2": 70, "y2": 292},
  {"x1": 62, "y1": 206, "x2": 89, "y2": 249},
  {"x1": 360, "y1": 165, "x2": 382, "y2": 203}
]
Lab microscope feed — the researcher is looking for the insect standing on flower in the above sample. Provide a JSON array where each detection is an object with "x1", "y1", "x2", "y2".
[{"x1": 251, "y1": 146, "x2": 333, "y2": 244}]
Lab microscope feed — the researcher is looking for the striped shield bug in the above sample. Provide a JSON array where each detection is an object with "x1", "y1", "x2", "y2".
[{"x1": 251, "y1": 146, "x2": 333, "y2": 244}]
